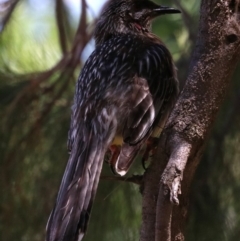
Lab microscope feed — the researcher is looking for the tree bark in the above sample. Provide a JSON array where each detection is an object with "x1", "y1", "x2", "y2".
[{"x1": 140, "y1": 1, "x2": 240, "y2": 241}]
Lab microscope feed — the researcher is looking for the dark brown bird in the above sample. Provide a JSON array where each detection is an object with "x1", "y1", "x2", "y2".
[{"x1": 46, "y1": 0, "x2": 180, "y2": 240}]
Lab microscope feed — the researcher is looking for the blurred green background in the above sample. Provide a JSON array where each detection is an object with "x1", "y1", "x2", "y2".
[{"x1": 0, "y1": 0, "x2": 240, "y2": 241}]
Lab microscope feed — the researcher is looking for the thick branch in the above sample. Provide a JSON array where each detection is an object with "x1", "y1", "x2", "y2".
[
  {"x1": 140, "y1": 1, "x2": 240, "y2": 241},
  {"x1": 155, "y1": 137, "x2": 191, "y2": 241}
]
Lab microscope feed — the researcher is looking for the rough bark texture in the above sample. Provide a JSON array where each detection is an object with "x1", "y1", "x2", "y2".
[{"x1": 140, "y1": 1, "x2": 240, "y2": 241}]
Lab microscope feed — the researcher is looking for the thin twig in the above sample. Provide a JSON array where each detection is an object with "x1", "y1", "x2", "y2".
[
  {"x1": 4, "y1": 56, "x2": 69, "y2": 119},
  {"x1": 55, "y1": 0, "x2": 68, "y2": 54},
  {"x1": 72, "y1": 0, "x2": 89, "y2": 58},
  {"x1": 101, "y1": 175, "x2": 143, "y2": 185},
  {"x1": 172, "y1": 0, "x2": 196, "y2": 43},
  {"x1": 5, "y1": 0, "x2": 93, "y2": 119},
  {"x1": 0, "y1": 0, "x2": 20, "y2": 33},
  {"x1": 6, "y1": 68, "x2": 74, "y2": 155}
]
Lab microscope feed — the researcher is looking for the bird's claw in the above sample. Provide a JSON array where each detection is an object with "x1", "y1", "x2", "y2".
[
  {"x1": 141, "y1": 137, "x2": 159, "y2": 170},
  {"x1": 105, "y1": 145, "x2": 121, "y2": 174}
]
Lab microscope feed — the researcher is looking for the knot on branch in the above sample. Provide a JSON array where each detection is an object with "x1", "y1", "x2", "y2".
[
  {"x1": 225, "y1": 33, "x2": 238, "y2": 43},
  {"x1": 224, "y1": 14, "x2": 240, "y2": 46}
]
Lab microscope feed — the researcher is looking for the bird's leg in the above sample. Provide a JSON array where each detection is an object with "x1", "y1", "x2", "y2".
[
  {"x1": 105, "y1": 144, "x2": 121, "y2": 168},
  {"x1": 142, "y1": 137, "x2": 159, "y2": 169}
]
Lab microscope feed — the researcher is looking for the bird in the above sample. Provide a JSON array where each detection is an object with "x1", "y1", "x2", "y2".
[{"x1": 46, "y1": 0, "x2": 180, "y2": 240}]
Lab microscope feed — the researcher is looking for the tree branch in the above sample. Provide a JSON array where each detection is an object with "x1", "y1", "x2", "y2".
[
  {"x1": 55, "y1": 0, "x2": 68, "y2": 54},
  {"x1": 4, "y1": 0, "x2": 92, "y2": 120},
  {"x1": 140, "y1": 0, "x2": 240, "y2": 241},
  {"x1": 155, "y1": 137, "x2": 191, "y2": 241},
  {"x1": 0, "y1": 0, "x2": 19, "y2": 33},
  {"x1": 101, "y1": 175, "x2": 143, "y2": 185},
  {"x1": 172, "y1": 0, "x2": 197, "y2": 43}
]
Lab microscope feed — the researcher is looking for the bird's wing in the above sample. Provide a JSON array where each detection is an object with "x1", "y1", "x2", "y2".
[
  {"x1": 123, "y1": 76, "x2": 154, "y2": 144},
  {"x1": 112, "y1": 43, "x2": 178, "y2": 176}
]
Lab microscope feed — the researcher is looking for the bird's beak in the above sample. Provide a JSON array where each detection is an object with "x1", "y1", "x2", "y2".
[{"x1": 153, "y1": 6, "x2": 181, "y2": 15}]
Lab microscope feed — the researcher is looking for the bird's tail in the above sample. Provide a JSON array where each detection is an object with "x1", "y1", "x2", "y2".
[{"x1": 46, "y1": 122, "x2": 111, "y2": 241}]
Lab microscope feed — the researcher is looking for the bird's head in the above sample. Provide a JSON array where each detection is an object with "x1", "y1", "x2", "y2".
[{"x1": 94, "y1": 0, "x2": 180, "y2": 45}]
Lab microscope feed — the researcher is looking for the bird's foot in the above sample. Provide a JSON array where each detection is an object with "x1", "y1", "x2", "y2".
[
  {"x1": 141, "y1": 137, "x2": 159, "y2": 169},
  {"x1": 105, "y1": 145, "x2": 121, "y2": 174}
]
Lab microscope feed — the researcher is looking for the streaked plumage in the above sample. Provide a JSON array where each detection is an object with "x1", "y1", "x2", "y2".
[{"x1": 46, "y1": 0, "x2": 180, "y2": 240}]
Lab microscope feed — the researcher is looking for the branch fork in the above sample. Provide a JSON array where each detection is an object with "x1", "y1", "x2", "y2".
[{"x1": 160, "y1": 136, "x2": 191, "y2": 205}]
